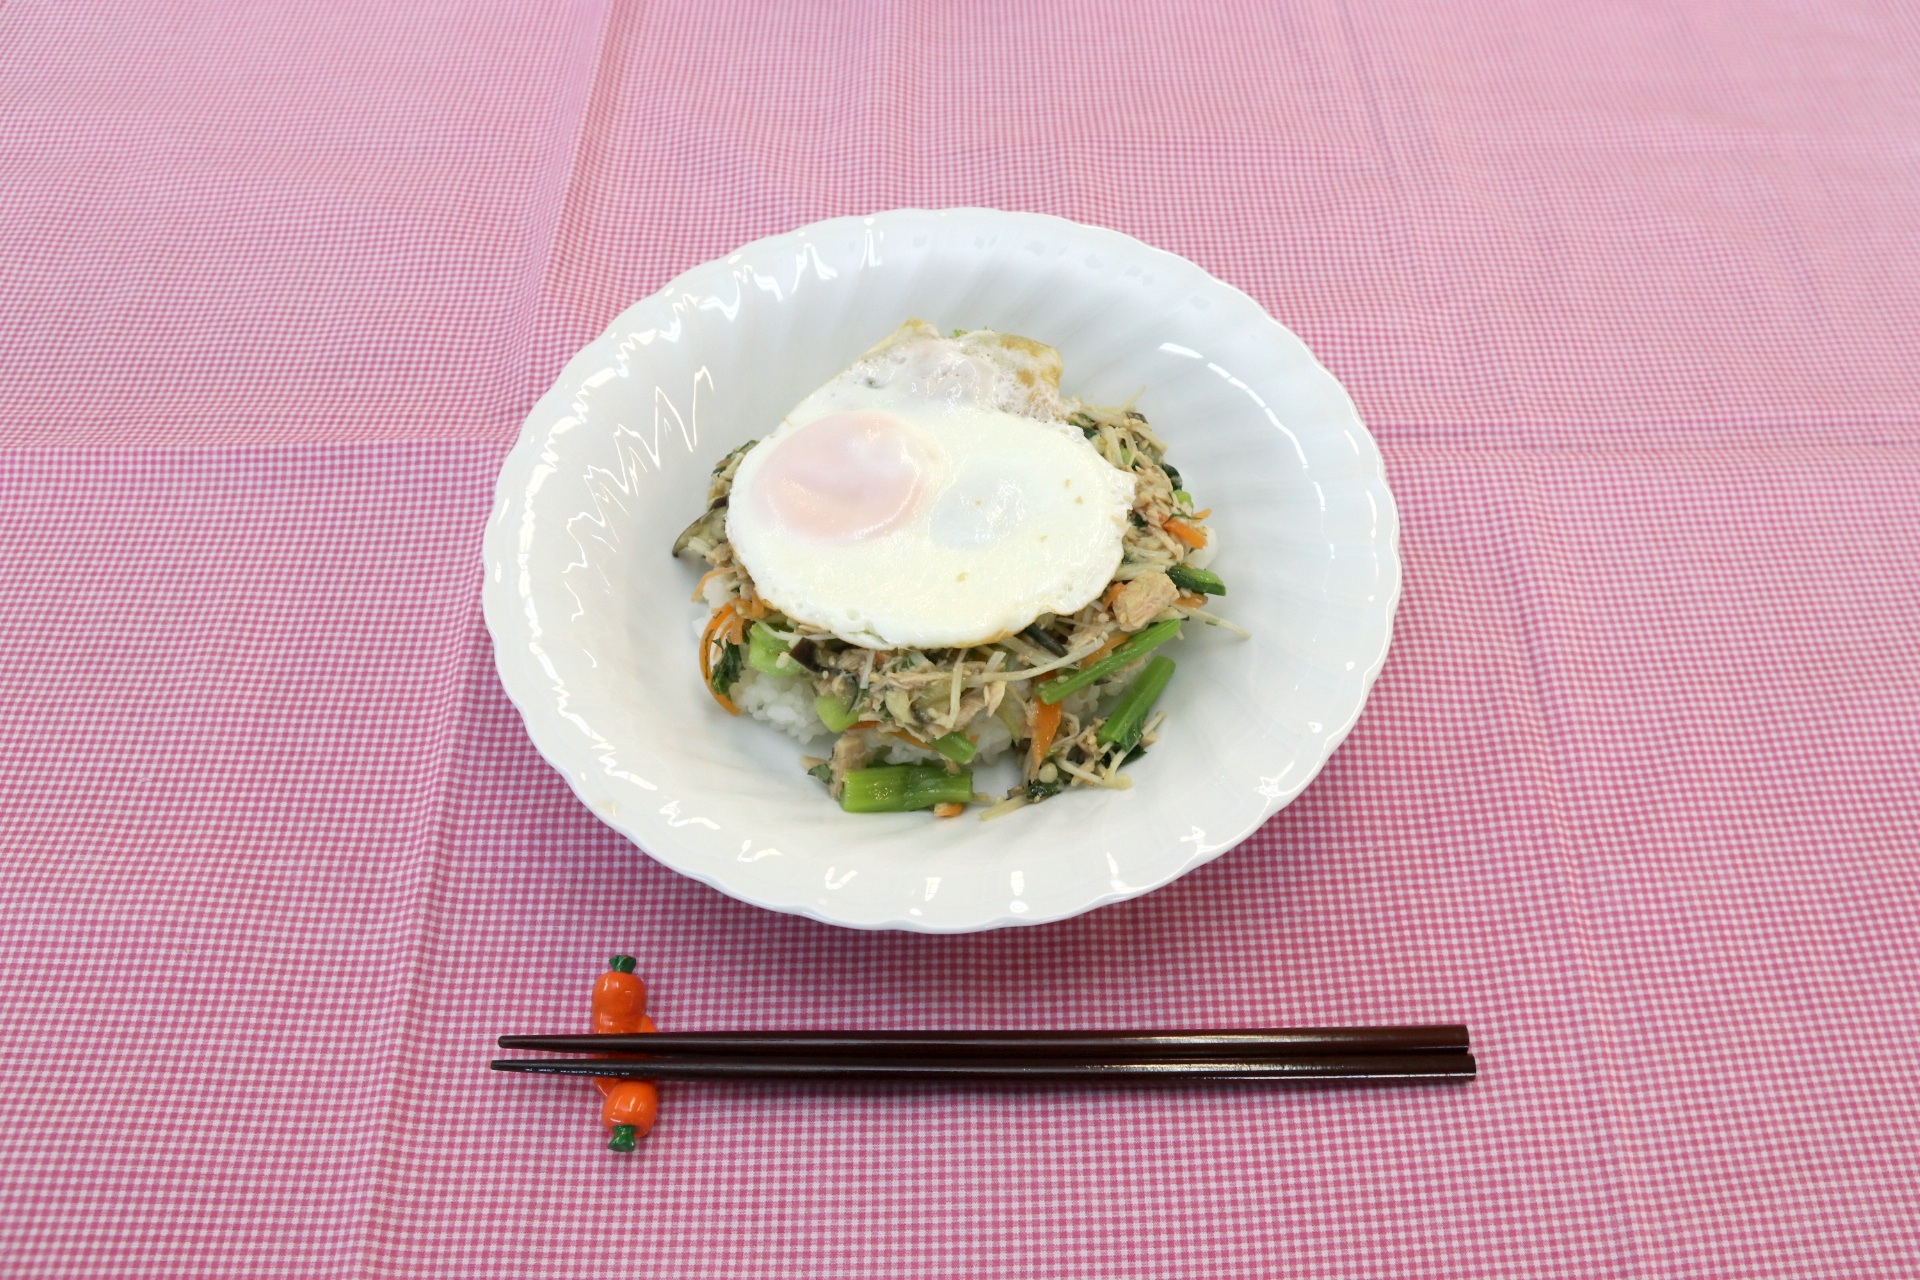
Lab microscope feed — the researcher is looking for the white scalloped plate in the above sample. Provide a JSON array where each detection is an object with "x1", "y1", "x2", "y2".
[{"x1": 483, "y1": 209, "x2": 1399, "y2": 932}]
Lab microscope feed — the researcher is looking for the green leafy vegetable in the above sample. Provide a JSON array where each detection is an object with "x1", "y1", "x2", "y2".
[
  {"x1": 709, "y1": 641, "x2": 743, "y2": 694},
  {"x1": 1024, "y1": 778, "x2": 1066, "y2": 803}
]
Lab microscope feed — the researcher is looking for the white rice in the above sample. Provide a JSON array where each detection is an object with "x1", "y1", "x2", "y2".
[
  {"x1": 876, "y1": 737, "x2": 942, "y2": 764},
  {"x1": 970, "y1": 710, "x2": 1015, "y2": 761},
  {"x1": 1186, "y1": 523, "x2": 1218, "y2": 570},
  {"x1": 735, "y1": 668, "x2": 829, "y2": 742}
]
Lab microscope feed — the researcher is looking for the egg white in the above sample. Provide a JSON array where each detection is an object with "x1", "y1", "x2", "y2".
[{"x1": 726, "y1": 326, "x2": 1135, "y2": 649}]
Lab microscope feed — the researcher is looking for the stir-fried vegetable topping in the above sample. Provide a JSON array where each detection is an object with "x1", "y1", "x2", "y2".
[{"x1": 674, "y1": 397, "x2": 1241, "y2": 815}]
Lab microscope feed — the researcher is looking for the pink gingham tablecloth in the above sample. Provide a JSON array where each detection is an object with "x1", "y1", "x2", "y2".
[{"x1": 3, "y1": 1, "x2": 1918, "y2": 1275}]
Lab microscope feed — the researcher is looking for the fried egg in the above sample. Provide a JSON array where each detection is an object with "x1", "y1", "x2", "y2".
[{"x1": 726, "y1": 321, "x2": 1136, "y2": 649}]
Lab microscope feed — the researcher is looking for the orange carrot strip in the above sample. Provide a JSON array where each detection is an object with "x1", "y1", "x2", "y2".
[
  {"x1": 1190, "y1": 508, "x2": 1212, "y2": 519},
  {"x1": 700, "y1": 603, "x2": 736, "y2": 671},
  {"x1": 1102, "y1": 582, "x2": 1126, "y2": 609},
  {"x1": 1084, "y1": 633, "x2": 1126, "y2": 667},
  {"x1": 932, "y1": 803, "x2": 965, "y2": 819},
  {"x1": 1029, "y1": 698, "x2": 1062, "y2": 773},
  {"x1": 700, "y1": 604, "x2": 742, "y2": 714},
  {"x1": 698, "y1": 614, "x2": 720, "y2": 684},
  {"x1": 1176, "y1": 593, "x2": 1206, "y2": 609},
  {"x1": 691, "y1": 567, "x2": 727, "y2": 603},
  {"x1": 1164, "y1": 518, "x2": 1207, "y2": 549}
]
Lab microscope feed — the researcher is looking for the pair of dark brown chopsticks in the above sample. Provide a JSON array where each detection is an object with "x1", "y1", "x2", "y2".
[{"x1": 492, "y1": 1025, "x2": 1475, "y2": 1084}]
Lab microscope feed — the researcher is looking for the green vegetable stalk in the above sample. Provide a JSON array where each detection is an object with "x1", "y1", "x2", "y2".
[
  {"x1": 1096, "y1": 656, "x2": 1176, "y2": 753},
  {"x1": 747, "y1": 622, "x2": 791, "y2": 676},
  {"x1": 1167, "y1": 563, "x2": 1226, "y2": 596},
  {"x1": 815, "y1": 694, "x2": 860, "y2": 732},
  {"x1": 930, "y1": 732, "x2": 977, "y2": 764},
  {"x1": 840, "y1": 765, "x2": 975, "y2": 813},
  {"x1": 1040, "y1": 618, "x2": 1182, "y2": 704}
]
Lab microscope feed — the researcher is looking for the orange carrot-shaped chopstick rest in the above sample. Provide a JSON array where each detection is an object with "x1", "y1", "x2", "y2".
[
  {"x1": 602, "y1": 1079, "x2": 660, "y2": 1152},
  {"x1": 589, "y1": 954, "x2": 659, "y2": 1151}
]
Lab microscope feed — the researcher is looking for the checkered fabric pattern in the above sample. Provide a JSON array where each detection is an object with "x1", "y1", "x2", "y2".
[{"x1": 3, "y1": 1, "x2": 1917, "y2": 1274}]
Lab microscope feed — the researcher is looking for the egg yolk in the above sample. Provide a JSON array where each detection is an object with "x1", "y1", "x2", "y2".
[{"x1": 754, "y1": 411, "x2": 941, "y2": 542}]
